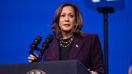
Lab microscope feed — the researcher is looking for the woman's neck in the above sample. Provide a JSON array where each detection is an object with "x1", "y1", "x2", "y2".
[{"x1": 62, "y1": 32, "x2": 73, "y2": 39}]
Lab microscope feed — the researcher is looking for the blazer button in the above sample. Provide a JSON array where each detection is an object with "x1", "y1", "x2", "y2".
[{"x1": 76, "y1": 44, "x2": 79, "y2": 47}]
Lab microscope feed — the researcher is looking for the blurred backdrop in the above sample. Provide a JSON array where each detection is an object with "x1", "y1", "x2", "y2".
[{"x1": 0, "y1": 0, "x2": 132, "y2": 74}]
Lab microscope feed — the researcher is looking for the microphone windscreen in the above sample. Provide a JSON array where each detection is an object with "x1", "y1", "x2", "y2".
[
  {"x1": 34, "y1": 35, "x2": 42, "y2": 45},
  {"x1": 46, "y1": 34, "x2": 54, "y2": 43}
]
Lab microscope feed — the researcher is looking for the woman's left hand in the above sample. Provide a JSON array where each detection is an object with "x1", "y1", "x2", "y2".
[{"x1": 88, "y1": 69, "x2": 98, "y2": 74}]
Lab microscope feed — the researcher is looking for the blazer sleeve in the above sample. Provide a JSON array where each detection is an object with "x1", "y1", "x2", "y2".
[{"x1": 91, "y1": 34, "x2": 104, "y2": 74}]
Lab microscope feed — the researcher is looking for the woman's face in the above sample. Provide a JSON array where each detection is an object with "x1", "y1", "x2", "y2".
[{"x1": 59, "y1": 6, "x2": 76, "y2": 32}]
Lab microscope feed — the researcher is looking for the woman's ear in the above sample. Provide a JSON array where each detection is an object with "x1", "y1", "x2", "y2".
[{"x1": 74, "y1": 21, "x2": 77, "y2": 26}]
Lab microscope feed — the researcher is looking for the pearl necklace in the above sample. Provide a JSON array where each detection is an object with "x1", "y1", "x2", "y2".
[{"x1": 59, "y1": 36, "x2": 74, "y2": 47}]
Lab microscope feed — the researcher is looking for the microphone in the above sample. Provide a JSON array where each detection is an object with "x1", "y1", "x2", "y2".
[
  {"x1": 38, "y1": 34, "x2": 54, "y2": 62},
  {"x1": 33, "y1": 35, "x2": 42, "y2": 45},
  {"x1": 29, "y1": 35, "x2": 42, "y2": 58},
  {"x1": 41, "y1": 34, "x2": 54, "y2": 51}
]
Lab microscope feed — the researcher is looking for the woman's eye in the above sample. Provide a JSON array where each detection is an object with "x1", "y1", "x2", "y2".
[
  {"x1": 70, "y1": 15, "x2": 73, "y2": 17},
  {"x1": 61, "y1": 15, "x2": 65, "y2": 17}
]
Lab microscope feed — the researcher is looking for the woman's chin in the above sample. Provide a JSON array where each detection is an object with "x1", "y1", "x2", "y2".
[{"x1": 62, "y1": 29, "x2": 72, "y2": 33}]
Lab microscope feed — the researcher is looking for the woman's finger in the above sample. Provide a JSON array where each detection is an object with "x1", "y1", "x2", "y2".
[
  {"x1": 28, "y1": 60, "x2": 32, "y2": 62},
  {"x1": 30, "y1": 53, "x2": 38, "y2": 58},
  {"x1": 92, "y1": 71, "x2": 98, "y2": 74},
  {"x1": 28, "y1": 56, "x2": 35, "y2": 60},
  {"x1": 88, "y1": 69, "x2": 90, "y2": 71}
]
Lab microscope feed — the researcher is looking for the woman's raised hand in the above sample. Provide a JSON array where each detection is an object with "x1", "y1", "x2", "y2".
[{"x1": 28, "y1": 53, "x2": 39, "y2": 62}]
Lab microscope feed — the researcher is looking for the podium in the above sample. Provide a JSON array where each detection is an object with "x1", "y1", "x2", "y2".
[{"x1": 0, "y1": 60, "x2": 91, "y2": 74}]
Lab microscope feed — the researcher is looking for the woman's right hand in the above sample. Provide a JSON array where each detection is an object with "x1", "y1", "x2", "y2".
[
  {"x1": 28, "y1": 53, "x2": 39, "y2": 62},
  {"x1": 88, "y1": 69, "x2": 98, "y2": 74}
]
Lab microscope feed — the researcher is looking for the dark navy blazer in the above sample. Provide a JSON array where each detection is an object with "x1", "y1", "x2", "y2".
[{"x1": 43, "y1": 33, "x2": 104, "y2": 74}]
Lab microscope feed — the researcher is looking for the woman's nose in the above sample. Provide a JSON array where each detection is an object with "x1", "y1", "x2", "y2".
[{"x1": 65, "y1": 16, "x2": 69, "y2": 22}]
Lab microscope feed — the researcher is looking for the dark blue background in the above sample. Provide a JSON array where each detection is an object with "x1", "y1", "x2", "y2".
[
  {"x1": 0, "y1": 0, "x2": 132, "y2": 74},
  {"x1": 84, "y1": 0, "x2": 125, "y2": 10}
]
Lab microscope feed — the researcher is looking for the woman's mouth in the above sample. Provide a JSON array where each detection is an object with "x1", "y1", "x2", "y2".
[{"x1": 64, "y1": 24, "x2": 70, "y2": 27}]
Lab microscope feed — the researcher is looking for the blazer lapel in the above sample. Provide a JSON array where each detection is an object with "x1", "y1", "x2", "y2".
[
  {"x1": 50, "y1": 39, "x2": 59, "y2": 61},
  {"x1": 68, "y1": 37, "x2": 85, "y2": 60}
]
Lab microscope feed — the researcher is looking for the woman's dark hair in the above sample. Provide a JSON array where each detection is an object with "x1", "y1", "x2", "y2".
[{"x1": 52, "y1": 3, "x2": 83, "y2": 40}]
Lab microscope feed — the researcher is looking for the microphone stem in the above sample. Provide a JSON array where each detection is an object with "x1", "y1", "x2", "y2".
[{"x1": 39, "y1": 46, "x2": 46, "y2": 62}]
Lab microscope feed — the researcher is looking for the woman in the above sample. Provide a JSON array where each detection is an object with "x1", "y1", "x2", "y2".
[{"x1": 28, "y1": 3, "x2": 104, "y2": 74}]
